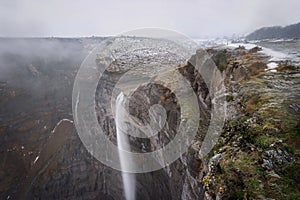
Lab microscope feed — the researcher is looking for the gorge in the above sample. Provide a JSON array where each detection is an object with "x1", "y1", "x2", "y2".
[{"x1": 0, "y1": 37, "x2": 299, "y2": 199}]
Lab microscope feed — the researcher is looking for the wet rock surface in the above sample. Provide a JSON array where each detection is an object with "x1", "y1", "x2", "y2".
[
  {"x1": 0, "y1": 38, "x2": 210, "y2": 200},
  {"x1": 93, "y1": 37, "x2": 212, "y2": 199}
]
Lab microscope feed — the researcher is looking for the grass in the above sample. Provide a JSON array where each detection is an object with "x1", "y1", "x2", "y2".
[
  {"x1": 253, "y1": 166, "x2": 265, "y2": 176},
  {"x1": 255, "y1": 135, "x2": 271, "y2": 149},
  {"x1": 202, "y1": 48, "x2": 300, "y2": 200},
  {"x1": 249, "y1": 178, "x2": 260, "y2": 191},
  {"x1": 213, "y1": 50, "x2": 228, "y2": 72},
  {"x1": 277, "y1": 164, "x2": 300, "y2": 199},
  {"x1": 283, "y1": 143, "x2": 296, "y2": 154},
  {"x1": 225, "y1": 93, "x2": 234, "y2": 102},
  {"x1": 235, "y1": 190, "x2": 244, "y2": 200}
]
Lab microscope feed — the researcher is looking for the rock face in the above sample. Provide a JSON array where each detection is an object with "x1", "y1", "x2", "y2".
[
  {"x1": 93, "y1": 38, "x2": 214, "y2": 199},
  {"x1": 0, "y1": 38, "x2": 211, "y2": 200}
]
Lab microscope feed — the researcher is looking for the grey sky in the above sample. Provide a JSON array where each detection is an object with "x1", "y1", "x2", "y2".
[{"x1": 1, "y1": 0, "x2": 299, "y2": 38}]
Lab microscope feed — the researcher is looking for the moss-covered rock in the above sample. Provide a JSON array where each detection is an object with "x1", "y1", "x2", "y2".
[{"x1": 201, "y1": 46, "x2": 300, "y2": 200}]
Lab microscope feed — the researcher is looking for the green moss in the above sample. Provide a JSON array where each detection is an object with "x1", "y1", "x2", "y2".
[
  {"x1": 235, "y1": 190, "x2": 244, "y2": 200},
  {"x1": 255, "y1": 135, "x2": 271, "y2": 149},
  {"x1": 283, "y1": 143, "x2": 295, "y2": 154},
  {"x1": 248, "y1": 62, "x2": 266, "y2": 76},
  {"x1": 206, "y1": 60, "x2": 299, "y2": 199},
  {"x1": 244, "y1": 92, "x2": 269, "y2": 115},
  {"x1": 226, "y1": 93, "x2": 234, "y2": 102},
  {"x1": 236, "y1": 156, "x2": 254, "y2": 172},
  {"x1": 246, "y1": 178, "x2": 262, "y2": 198},
  {"x1": 228, "y1": 160, "x2": 234, "y2": 169},
  {"x1": 249, "y1": 178, "x2": 260, "y2": 190},
  {"x1": 213, "y1": 50, "x2": 228, "y2": 72},
  {"x1": 278, "y1": 164, "x2": 300, "y2": 199},
  {"x1": 253, "y1": 166, "x2": 266, "y2": 176}
]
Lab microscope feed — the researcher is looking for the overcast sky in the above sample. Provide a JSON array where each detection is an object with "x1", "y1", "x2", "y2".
[{"x1": 1, "y1": 0, "x2": 300, "y2": 38}]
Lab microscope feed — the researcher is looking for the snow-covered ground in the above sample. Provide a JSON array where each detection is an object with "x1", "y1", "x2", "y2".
[
  {"x1": 228, "y1": 42, "x2": 289, "y2": 72},
  {"x1": 33, "y1": 155, "x2": 40, "y2": 164},
  {"x1": 266, "y1": 62, "x2": 278, "y2": 70},
  {"x1": 261, "y1": 47, "x2": 290, "y2": 62},
  {"x1": 227, "y1": 42, "x2": 257, "y2": 50},
  {"x1": 265, "y1": 62, "x2": 279, "y2": 72},
  {"x1": 194, "y1": 38, "x2": 300, "y2": 73},
  {"x1": 227, "y1": 42, "x2": 290, "y2": 62},
  {"x1": 195, "y1": 39, "x2": 289, "y2": 60},
  {"x1": 193, "y1": 38, "x2": 229, "y2": 48}
]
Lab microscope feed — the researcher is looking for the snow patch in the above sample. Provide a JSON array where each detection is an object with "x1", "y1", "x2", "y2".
[
  {"x1": 268, "y1": 69, "x2": 277, "y2": 73},
  {"x1": 260, "y1": 47, "x2": 289, "y2": 61},
  {"x1": 227, "y1": 42, "x2": 290, "y2": 62},
  {"x1": 227, "y1": 43, "x2": 257, "y2": 50},
  {"x1": 33, "y1": 155, "x2": 39, "y2": 164},
  {"x1": 267, "y1": 62, "x2": 279, "y2": 70},
  {"x1": 193, "y1": 38, "x2": 229, "y2": 47},
  {"x1": 265, "y1": 62, "x2": 279, "y2": 72},
  {"x1": 50, "y1": 119, "x2": 74, "y2": 134}
]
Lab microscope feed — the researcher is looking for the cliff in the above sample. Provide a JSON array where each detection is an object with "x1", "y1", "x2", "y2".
[{"x1": 0, "y1": 38, "x2": 299, "y2": 199}]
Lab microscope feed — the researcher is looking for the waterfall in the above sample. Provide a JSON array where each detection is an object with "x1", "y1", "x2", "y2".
[{"x1": 115, "y1": 93, "x2": 136, "y2": 200}]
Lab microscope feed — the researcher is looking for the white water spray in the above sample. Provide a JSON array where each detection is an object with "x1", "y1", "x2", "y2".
[{"x1": 115, "y1": 93, "x2": 136, "y2": 200}]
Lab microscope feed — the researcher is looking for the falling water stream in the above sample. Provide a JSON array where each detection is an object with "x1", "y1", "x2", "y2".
[{"x1": 115, "y1": 93, "x2": 136, "y2": 200}]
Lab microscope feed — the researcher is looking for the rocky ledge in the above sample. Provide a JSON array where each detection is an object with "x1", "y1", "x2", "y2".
[{"x1": 201, "y1": 45, "x2": 300, "y2": 199}]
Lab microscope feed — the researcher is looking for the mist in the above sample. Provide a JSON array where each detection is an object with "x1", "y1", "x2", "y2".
[
  {"x1": 0, "y1": 38, "x2": 103, "y2": 120},
  {"x1": 1, "y1": 0, "x2": 300, "y2": 38}
]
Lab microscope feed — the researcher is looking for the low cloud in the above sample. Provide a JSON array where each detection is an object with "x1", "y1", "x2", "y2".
[{"x1": 0, "y1": 0, "x2": 299, "y2": 37}]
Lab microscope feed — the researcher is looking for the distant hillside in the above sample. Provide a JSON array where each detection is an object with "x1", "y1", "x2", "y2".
[{"x1": 246, "y1": 22, "x2": 300, "y2": 40}]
